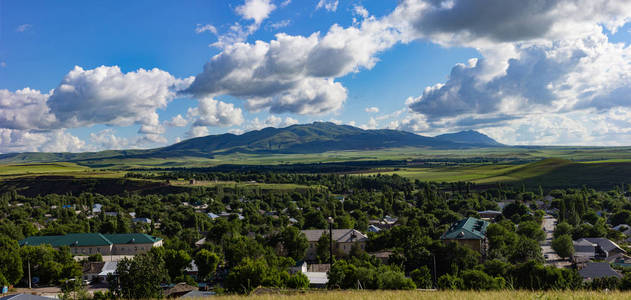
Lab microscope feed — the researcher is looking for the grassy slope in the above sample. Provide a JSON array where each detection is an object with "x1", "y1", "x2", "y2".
[{"x1": 210, "y1": 290, "x2": 630, "y2": 300}]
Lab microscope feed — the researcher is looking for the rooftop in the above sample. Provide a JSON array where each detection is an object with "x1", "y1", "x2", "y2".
[
  {"x1": 579, "y1": 262, "x2": 622, "y2": 279},
  {"x1": 301, "y1": 229, "x2": 367, "y2": 243},
  {"x1": 440, "y1": 217, "x2": 489, "y2": 240},
  {"x1": 19, "y1": 233, "x2": 162, "y2": 247}
]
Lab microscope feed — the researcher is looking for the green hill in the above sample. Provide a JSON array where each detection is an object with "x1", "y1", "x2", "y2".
[{"x1": 0, "y1": 122, "x2": 498, "y2": 164}]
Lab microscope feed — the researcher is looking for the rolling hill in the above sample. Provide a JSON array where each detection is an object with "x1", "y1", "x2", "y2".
[{"x1": 0, "y1": 122, "x2": 503, "y2": 164}]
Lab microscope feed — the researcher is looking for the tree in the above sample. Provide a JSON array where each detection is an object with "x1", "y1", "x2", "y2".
[
  {"x1": 115, "y1": 252, "x2": 168, "y2": 299},
  {"x1": 510, "y1": 237, "x2": 543, "y2": 264},
  {"x1": 410, "y1": 266, "x2": 432, "y2": 289},
  {"x1": 516, "y1": 221, "x2": 546, "y2": 241},
  {"x1": 275, "y1": 227, "x2": 308, "y2": 261},
  {"x1": 224, "y1": 258, "x2": 283, "y2": 294},
  {"x1": 195, "y1": 249, "x2": 220, "y2": 282},
  {"x1": 316, "y1": 233, "x2": 332, "y2": 263},
  {"x1": 551, "y1": 234, "x2": 574, "y2": 259},
  {"x1": 164, "y1": 249, "x2": 192, "y2": 281},
  {"x1": 460, "y1": 270, "x2": 503, "y2": 290},
  {"x1": 553, "y1": 222, "x2": 573, "y2": 238},
  {"x1": 0, "y1": 235, "x2": 23, "y2": 285}
]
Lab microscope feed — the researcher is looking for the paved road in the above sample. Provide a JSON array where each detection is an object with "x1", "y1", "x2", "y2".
[{"x1": 540, "y1": 215, "x2": 572, "y2": 268}]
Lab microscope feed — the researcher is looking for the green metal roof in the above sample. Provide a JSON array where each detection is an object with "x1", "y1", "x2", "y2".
[
  {"x1": 19, "y1": 233, "x2": 161, "y2": 247},
  {"x1": 103, "y1": 233, "x2": 162, "y2": 244},
  {"x1": 440, "y1": 217, "x2": 489, "y2": 240}
]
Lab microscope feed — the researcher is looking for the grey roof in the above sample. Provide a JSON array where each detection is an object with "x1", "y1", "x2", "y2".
[
  {"x1": 0, "y1": 295, "x2": 56, "y2": 300},
  {"x1": 181, "y1": 291, "x2": 216, "y2": 298},
  {"x1": 579, "y1": 262, "x2": 622, "y2": 279},
  {"x1": 368, "y1": 225, "x2": 381, "y2": 233},
  {"x1": 98, "y1": 261, "x2": 117, "y2": 276},
  {"x1": 301, "y1": 229, "x2": 367, "y2": 242},
  {"x1": 583, "y1": 238, "x2": 626, "y2": 254}
]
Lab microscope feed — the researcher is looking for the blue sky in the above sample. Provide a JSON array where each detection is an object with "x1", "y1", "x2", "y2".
[{"x1": 2, "y1": 0, "x2": 631, "y2": 152}]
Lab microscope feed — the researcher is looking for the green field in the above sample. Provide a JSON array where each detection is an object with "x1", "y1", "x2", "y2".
[
  {"x1": 3, "y1": 146, "x2": 631, "y2": 190},
  {"x1": 0, "y1": 162, "x2": 90, "y2": 175},
  {"x1": 209, "y1": 290, "x2": 631, "y2": 300}
]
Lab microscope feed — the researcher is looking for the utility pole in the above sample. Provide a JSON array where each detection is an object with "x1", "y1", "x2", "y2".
[
  {"x1": 328, "y1": 217, "x2": 334, "y2": 267},
  {"x1": 28, "y1": 259, "x2": 31, "y2": 289},
  {"x1": 432, "y1": 255, "x2": 437, "y2": 289}
]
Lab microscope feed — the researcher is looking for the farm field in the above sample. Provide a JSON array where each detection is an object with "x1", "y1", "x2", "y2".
[{"x1": 211, "y1": 290, "x2": 631, "y2": 300}]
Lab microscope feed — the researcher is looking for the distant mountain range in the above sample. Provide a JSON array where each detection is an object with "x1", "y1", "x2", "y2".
[{"x1": 0, "y1": 122, "x2": 503, "y2": 163}]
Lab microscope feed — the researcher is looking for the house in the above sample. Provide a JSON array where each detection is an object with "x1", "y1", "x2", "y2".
[
  {"x1": 477, "y1": 210, "x2": 502, "y2": 220},
  {"x1": 440, "y1": 217, "x2": 489, "y2": 255},
  {"x1": 301, "y1": 229, "x2": 368, "y2": 260},
  {"x1": 367, "y1": 225, "x2": 381, "y2": 233},
  {"x1": 19, "y1": 233, "x2": 163, "y2": 256},
  {"x1": 613, "y1": 224, "x2": 631, "y2": 236},
  {"x1": 194, "y1": 237, "x2": 206, "y2": 247},
  {"x1": 289, "y1": 261, "x2": 308, "y2": 274},
  {"x1": 0, "y1": 294, "x2": 57, "y2": 300},
  {"x1": 573, "y1": 239, "x2": 597, "y2": 262},
  {"x1": 578, "y1": 262, "x2": 622, "y2": 280},
  {"x1": 583, "y1": 238, "x2": 626, "y2": 258},
  {"x1": 97, "y1": 261, "x2": 118, "y2": 282},
  {"x1": 304, "y1": 271, "x2": 328, "y2": 288},
  {"x1": 180, "y1": 291, "x2": 216, "y2": 298},
  {"x1": 92, "y1": 204, "x2": 102, "y2": 213},
  {"x1": 82, "y1": 261, "x2": 105, "y2": 282},
  {"x1": 132, "y1": 217, "x2": 152, "y2": 224},
  {"x1": 207, "y1": 213, "x2": 220, "y2": 220},
  {"x1": 164, "y1": 283, "x2": 197, "y2": 298}
]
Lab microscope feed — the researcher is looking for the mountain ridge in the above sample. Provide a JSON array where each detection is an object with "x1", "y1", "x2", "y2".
[{"x1": 0, "y1": 122, "x2": 503, "y2": 163}]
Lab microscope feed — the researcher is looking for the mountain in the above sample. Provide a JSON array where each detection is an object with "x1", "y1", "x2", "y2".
[
  {"x1": 0, "y1": 123, "x2": 503, "y2": 163},
  {"x1": 434, "y1": 130, "x2": 502, "y2": 146},
  {"x1": 155, "y1": 122, "x2": 469, "y2": 156}
]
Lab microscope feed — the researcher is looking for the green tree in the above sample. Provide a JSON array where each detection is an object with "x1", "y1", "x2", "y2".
[
  {"x1": 460, "y1": 270, "x2": 503, "y2": 290},
  {"x1": 164, "y1": 249, "x2": 192, "y2": 281},
  {"x1": 516, "y1": 221, "x2": 546, "y2": 241},
  {"x1": 510, "y1": 237, "x2": 543, "y2": 264},
  {"x1": 316, "y1": 233, "x2": 332, "y2": 263},
  {"x1": 115, "y1": 252, "x2": 168, "y2": 299},
  {"x1": 410, "y1": 266, "x2": 432, "y2": 289},
  {"x1": 195, "y1": 249, "x2": 220, "y2": 282},
  {"x1": 224, "y1": 258, "x2": 283, "y2": 294},
  {"x1": 0, "y1": 235, "x2": 23, "y2": 285},
  {"x1": 275, "y1": 227, "x2": 308, "y2": 261},
  {"x1": 551, "y1": 234, "x2": 574, "y2": 259},
  {"x1": 553, "y1": 222, "x2": 573, "y2": 238}
]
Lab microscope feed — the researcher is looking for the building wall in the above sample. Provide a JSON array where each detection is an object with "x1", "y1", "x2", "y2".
[
  {"x1": 69, "y1": 241, "x2": 162, "y2": 256},
  {"x1": 71, "y1": 245, "x2": 113, "y2": 256},
  {"x1": 443, "y1": 239, "x2": 482, "y2": 254},
  {"x1": 305, "y1": 241, "x2": 366, "y2": 260}
]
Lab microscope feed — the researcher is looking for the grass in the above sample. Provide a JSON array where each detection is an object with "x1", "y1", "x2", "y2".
[
  {"x1": 0, "y1": 162, "x2": 90, "y2": 176},
  {"x1": 208, "y1": 290, "x2": 631, "y2": 300}
]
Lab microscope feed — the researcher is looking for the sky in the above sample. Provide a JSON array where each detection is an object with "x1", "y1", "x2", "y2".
[{"x1": 2, "y1": 0, "x2": 631, "y2": 153}]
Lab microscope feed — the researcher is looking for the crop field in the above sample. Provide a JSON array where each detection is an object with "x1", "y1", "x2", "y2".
[
  {"x1": 0, "y1": 162, "x2": 90, "y2": 175},
  {"x1": 209, "y1": 290, "x2": 631, "y2": 300}
]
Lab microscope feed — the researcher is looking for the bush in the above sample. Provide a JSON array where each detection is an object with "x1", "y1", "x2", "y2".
[
  {"x1": 410, "y1": 266, "x2": 432, "y2": 289},
  {"x1": 437, "y1": 274, "x2": 463, "y2": 290},
  {"x1": 377, "y1": 270, "x2": 416, "y2": 290},
  {"x1": 460, "y1": 270, "x2": 503, "y2": 290},
  {"x1": 286, "y1": 273, "x2": 309, "y2": 289}
]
